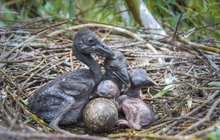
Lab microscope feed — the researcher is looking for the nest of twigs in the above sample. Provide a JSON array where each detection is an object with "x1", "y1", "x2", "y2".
[{"x1": 0, "y1": 19, "x2": 220, "y2": 140}]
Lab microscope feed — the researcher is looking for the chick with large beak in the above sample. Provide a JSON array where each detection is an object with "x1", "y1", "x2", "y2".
[
  {"x1": 105, "y1": 51, "x2": 130, "y2": 91},
  {"x1": 28, "y1": 28, "x2": 117, "y2": 134},
  {"x1": 112, "y1": 67, "x2": 131, "y2": 93},
  {"x1": 94, "y1": 51, "x2": 130, "y2": 98},
  {"x1": 75, "y1": 32, "x2": 116, "y2": 60},
  {"x1": 96, "y1": 41, "x2": 116, "y2": 59}
]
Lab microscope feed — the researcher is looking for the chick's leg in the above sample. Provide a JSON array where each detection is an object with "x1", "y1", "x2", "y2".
[{"x1": 49, "y1": 96, "x2": 76, "y2": 135}]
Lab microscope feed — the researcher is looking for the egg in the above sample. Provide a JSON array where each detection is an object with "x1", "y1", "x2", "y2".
[{"x1": 83, "y1": 98, "x2": 118, "y2": 133}]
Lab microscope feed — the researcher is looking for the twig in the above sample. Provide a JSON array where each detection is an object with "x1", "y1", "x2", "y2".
[
  {"x1": 171, "y1": 13, "x2": 183, "y2": 45},
  {"x1": 186, "y1": 83, "x2": 220, "y2": 90},
  {"x1": 36, "y1": 20, "x2": 69, "y2": 34},
  {"x1": 20, "y1": 60, "x2": 46, "y2": 89},
  {"x1": 178, "y1": 35, "x2": 220, "y2": 54},
  {"x1": 182, "y1": 22, "x2": 220, "y2": 35},
  {"x1": 157, "y1": 100, "x2": 209, "y2": 134},
  {"x1": 70, "y1": 50, "x2": 74, "y2": 70},
  {"x1": 141, "y1": 120, "x2": 173, "y2": 133},
  {"x1": 0, "y1": 70, "x2": 25, "y2": 96},
  {"x1": 196, "y1": 49, "x2": 220, "y2": 72},
  {"x1": 0, "y1": 130, "x2": 108, "y2": 140},
  {"x1": 0, "y1": 29, "x2": 48, "y2": 62},
  {"x1": 188, "y1": 120, "x2": 220, "y2": 138},
  {"x1": 108, "y1": 131, "x2": 190, "y2": 140},
  {"x1": 0, "y1": 52, "x2": 70, "y2": 64},
  {"x1": 47, "y1": 23, "x2": 164, "y2": 63},
  {"x1": 4, "y1": 88, "x2": 52, "y2": 133},
  {"x1": 177, "y1": 97, "x2": 220, "y2": 135},
  {"x1": 174, "y1": 71, "x2": 220, "y2": 81},
  {"x1": 47, "y1": 23, "x2": 143, "y2": 40}
]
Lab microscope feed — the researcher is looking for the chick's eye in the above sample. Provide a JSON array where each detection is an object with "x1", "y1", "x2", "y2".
[
  {"x1": 88, "y1": 38, "x2": 95, "y2": 44},
  {"x1": 110, "y1": 65, "x2": 114, "y2": 69}
]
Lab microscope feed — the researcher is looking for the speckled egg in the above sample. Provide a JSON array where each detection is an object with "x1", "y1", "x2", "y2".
[{"x1": 83, "y1": 98, "x2": 118, "y2": 133}]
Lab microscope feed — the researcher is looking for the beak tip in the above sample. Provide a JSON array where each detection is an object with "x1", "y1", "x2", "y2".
[
  {"x1": 147, "y1": 77, "x2": 157, "y2": 86},
  {"x1": 107, "y1": 53, "x2": 116, "y2": 60},
  {"x1": 152, "y1": 81, "x2": 157, "y2": 86},
  {"x1": 112, "y1": 54, "x2": 116, "y2": 59},
  {"x1": 127, "y1": 83, "x2": 131, "y2": 88}
]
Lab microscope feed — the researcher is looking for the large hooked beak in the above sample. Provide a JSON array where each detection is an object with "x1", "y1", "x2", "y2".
[
  {"x1": 113, "y1": 67, "x2": 131, "y2": 92},
  {"x1": 95, "y1": 41, "x2": 116, "y2": 59},
  {"x1": 133, "y1": 75, "x2": 157, "y2": 87},
  {"x1": 145, "y1": 76, "x2": 157, "y2": 86}
]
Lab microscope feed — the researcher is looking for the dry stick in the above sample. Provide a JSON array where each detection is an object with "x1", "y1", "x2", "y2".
[
  {"x1": 1, "y1": 98, "x2": 14, "y2": 123},
  {"x1": 186, "y1": 83, "x2": 220, "y2": 90},
  {"x1": 37, "y1": 58, "x2": 68, "y2": 76},
  {"x1": 100, "y1": 27, "x2": 113, "y2": 42},
  {"x1": 164, "y1": 22, "x2": 220, "y2": 53},
  {"x1": 188, "y1": 49, "x2": 214, "y2": 71},
  {"x1": 2, "y1": 60, "x2": 55, "y2": 98},
  {"x1": 47, "y1": 23, "x2": 164, "y2": 63},
  {"x1": 108, "y1": 131, "x2": 187, "y2": 140},
  {"x1": 20, "y1": 60, "x2": 46, "y2": 89},
  {"x1": 174, "y1": 71, "x2": 220, "y2": 81},
  {"x1": 0, "y1": 52, "x2": 69, "y2": 64},
  {"x1": 21, "y1": 60, "x2": 45, "y2": 77},
  {"x1": 26, "y1": 46, "x2": 47, "y2": 61},
  {"x1": 129, "y1": 53, "x2": 185, "y2": 59},
  {"x1": 157, "y1": 100, "x2": 209, "y2": 135},
  {"x1": 70, "y1": 50, "x2": 74, "y2": 70},
  {"x1": 0, "y1": 70, "x2": 25, "y2": 96},
  {"x1": 188, "y1": 120, "x2": 220, "y2": 138},
  {"x1": 196, "y1": 49, "x2": 220, "y2": 72},
  {"x1": 159, "y1": 116, "x2": 203, "y2": 135},
  {"x1": 141, "y1": 120, "x2": 173, "y2": 133},
  {"x1": 156, "y1": 120, "x2": 178, "y2": 135},
  {"x1": 48, "y1": 23, "x2": 143, "y2": 40},
  {"x1": 0, "y1": 29, "x2": 49, "y2": 69},
  {"x1": 21, "y1": 58, "x2": 67, "y2": 91},
  {"x1": 0, "y1": 57, "x2": 40, "y2": 64},
  {"x1": 6, "y1": 95, "x2": 20, "y2": 131},
  {"x1": 177, "y1": 97, "x2": 220, "y2": 135},
  {"x1": 167, "y1": 13, "x2": 183, "y2": 87},
  {"x1": 171, "y1": 13, "x2": 183, "y2": 45},
  {"x1": 1, "y1": 42, "x2": 48, "y2": 48},
  {"x1": 183, "y1": 22, "x2": 220, "y2": 35},
  {"x1": 111, "y1": 40, "x2": 146, "y2": 48},
  {"x1": 36, "y1": 19, "x2": 69, "y2": 34},
  {"x1": 0, "y1": 129, "x2": 108, "y2": 140},
  {"x1": 178, "y1": 35, "x2": 220, "y2": 54},
  {"x1": 4, "y1": 87, "x2": 52, "y2": 133},
  {"x1": 0, "y1": 29, "x2": 48, "y2": 61},
  {"x1": 148, "y1": 40, "x2": 173, "y2": 50}
]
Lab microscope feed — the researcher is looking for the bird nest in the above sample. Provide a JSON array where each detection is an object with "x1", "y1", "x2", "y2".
[{"x1": 0, "y1": 20, "x2": 220, "y2": 140}]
